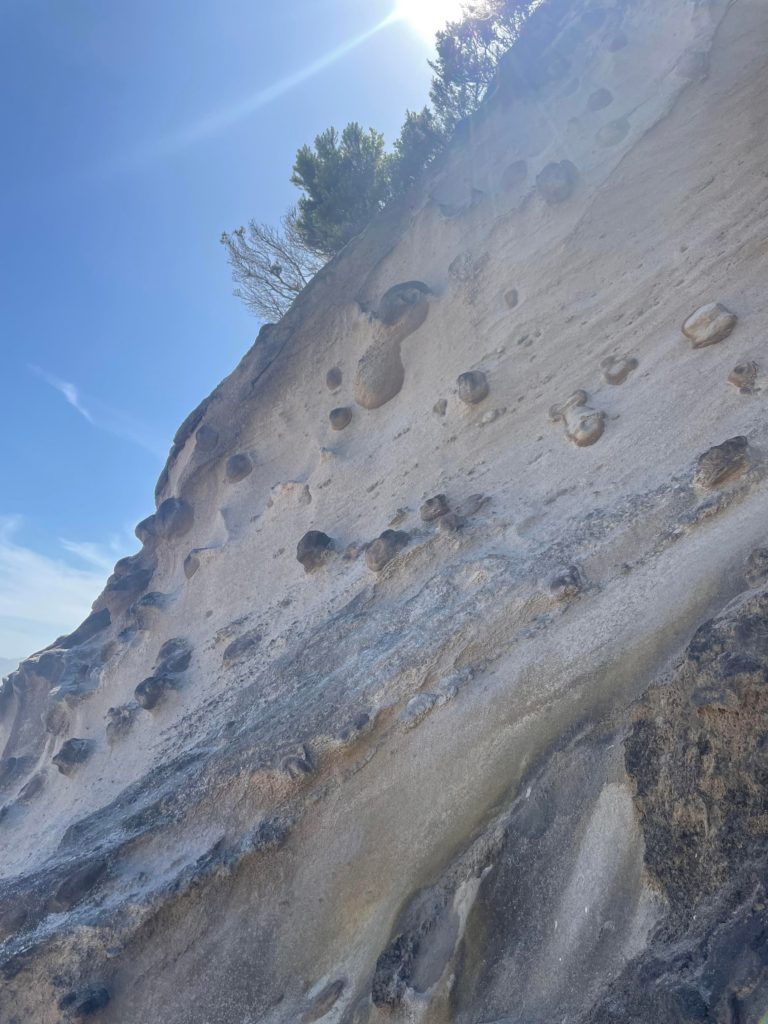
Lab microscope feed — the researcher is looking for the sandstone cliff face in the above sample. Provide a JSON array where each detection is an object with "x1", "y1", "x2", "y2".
[{"x1": 3, "y1": 1, "x2": 768, "y2": 1020}]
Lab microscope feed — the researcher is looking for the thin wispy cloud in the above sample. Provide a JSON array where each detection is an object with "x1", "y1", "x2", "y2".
[
  {"x1": 121, "y1": 13, "x2": 398, "y2": 169},
  {"x1": 29, "y1": 365, "x2": 94, "y2": 423},
  {"x1": 29, "y1": 364, "x2": 166, "y2": 459},
  {"x1": 0, "y1": 516, "x2": 134, "y2": 663},
  {"x1": 60, "y1": 538, "x2": 124, "y2": 573}
]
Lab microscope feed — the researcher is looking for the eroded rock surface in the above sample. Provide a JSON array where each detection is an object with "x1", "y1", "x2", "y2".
[{"x1": 3, "y1": 2, "x2": 768, "y2": 1021}]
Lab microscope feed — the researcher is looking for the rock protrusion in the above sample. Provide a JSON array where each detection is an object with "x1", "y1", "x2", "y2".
[
  {"x1": 355, "y1": 283, "x2": 430, "y2": 410},
  {"x1": 372, "y1": 933, "x2": 418, "y2": 1008},
  {"x1": 549, "y1": 390, "x2": 605, "y2": 446},
  {"x1": 457, "y1": 370, "x2": 489, "y2": 405},
  {"x1": 59, "y1": 609, "x2": 111, "y2": 650},
  {"x1": 155, "y1": 497, "x2": 194, "y2": 540},
  {"x1": 682, "y1": 302, "x2": 738, "y2": 348},
  {"x1": 329, "y1": 407, "x2": 353, "y2": 431},
  {"x1": 420, "y1": 494, "x2": 450, "y2": 522},
  {"x1": 106, "y1": 703, "x2": 139, "y2": 743},
  {"x1": 157, "y1": 637, "x2": 193, "y2": 675},
  {"x1": 297, "y1": 531, "x2": 334, "y2": 573},
  {"x1": 536, "y1": 160, "x2": 578, "y2": 203},
  {"x1": 601, "y1": 354, "x2": 638, "y2": 385},
  {"x1": 378, "y1": 281, "x2": 430, "y2": 327},
  {"x1": 223, "y1": 633, "x2": 261, "y2": 663},
  {"x1": 355, "y1": 340, "x2": 406, "y2": 410},
  {"x1": 52, "y1": 738, "x2": 95, "y2": 776},
  {"x1": 693, "y1": 436, "x2": 749, "y2": 490},
  {"x1": 326, "y1": 367, "x2": 342, "y2": 391},
  {"x1": 365, "y1": 530, "x2": 410, "y2": 573},
  {"x1": 225, "y1": 453, "x2": 253, "y2": 482},
  {"x1": 549, "y1": 565, "x2": 583, "y2": 600},
  {"x1": 400, "y1": 692, "x2": 437, "y2": 729},
  {"x1": 134, "y1": 514, "x2": 157, "y2": 547},
  {"x1": 728, "y1": 361, "x2": 758, "y2": 393},
  {"x1": 134, "y1": 675, "x2": 174, "y2": 711}
]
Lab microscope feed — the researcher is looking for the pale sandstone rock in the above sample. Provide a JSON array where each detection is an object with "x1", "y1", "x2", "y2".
[
  {"x1": 682, "y1": 302, "x2": 738, "y2": 347},
  {"x1": 2, "y1": 4, "x2": 768, "y2": 1023},
  {"x1": 549, "y1": 389, "x2": 606, "y2": 446}
]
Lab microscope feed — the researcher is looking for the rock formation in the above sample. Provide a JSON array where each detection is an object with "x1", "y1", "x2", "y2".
[{"x1": 3, "y1": 1, "x2": 768, "y2": 1021}]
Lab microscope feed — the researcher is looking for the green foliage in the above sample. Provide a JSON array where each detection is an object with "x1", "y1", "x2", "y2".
[
  {"x1": 291, "y1": 123, "x2": 391, "y2": 257},
  {"x1": 389, "y1": 107, "x2": 447, "y2": 195},
  {"x1": 429, "y1": 1, "x2": 526, "y2": 130},
  {"x1": 227, "y1": 1, "x2": 546, "y2": 312}
]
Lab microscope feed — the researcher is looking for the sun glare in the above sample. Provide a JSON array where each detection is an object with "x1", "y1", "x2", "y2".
[{"x1": 395, "y1": 0, "x2": 466, "y2": 42}]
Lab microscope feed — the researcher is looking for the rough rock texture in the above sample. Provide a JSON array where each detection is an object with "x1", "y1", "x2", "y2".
[{"x1": 3, "y1": 1, "x2": 768, "y2": 1021}]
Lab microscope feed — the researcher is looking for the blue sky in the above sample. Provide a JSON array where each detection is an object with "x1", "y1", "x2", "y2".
[{"x1": 0, "y1": 0, "x2": 459, "y2": 668}]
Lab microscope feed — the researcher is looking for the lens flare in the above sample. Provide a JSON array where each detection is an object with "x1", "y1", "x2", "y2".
[{"x1": 395, "y1": 0, "x2": 465, "y2": 42}]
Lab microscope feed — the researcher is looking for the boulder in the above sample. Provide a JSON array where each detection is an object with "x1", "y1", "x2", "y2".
[
  {"x1": 420, "y1": 495, "x2": 450, "y2": 522},
  {"x1": 682, "y1": 303, "x2": 738, "y2": 348},
  {"x1": 52, "y1": 738, "x2": 95, "y2": 776},
  {"x1": 156, "y1": 637, "x2": 192, "y2": 675},
  {"x1": 365, "y1": 530, "x2": 410, "y2": 572},
  {"x1": 549, "y1": 390, "x2": 605, "y2": 447},
  {"x1": 297, "y1": 531, "x2": 334, "y2": 573},
  {"x1": 457, "y1": 371, "x2": 489, "y2": 405},
  {"x1": 693, "y1": 436, "x2": 749, "y2": 489}
]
